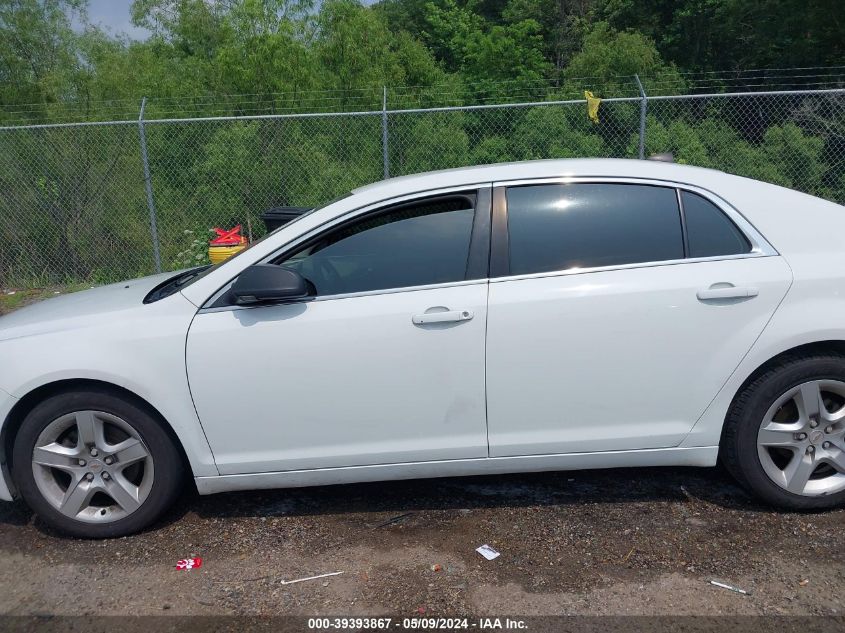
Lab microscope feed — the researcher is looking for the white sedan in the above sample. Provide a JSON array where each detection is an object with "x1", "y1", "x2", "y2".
[{"x1": 2, "y1": 158, "x2": 844, "y2": 537}]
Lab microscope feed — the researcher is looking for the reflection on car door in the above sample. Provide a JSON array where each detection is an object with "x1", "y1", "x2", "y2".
[
  {"x1": 485, "y1": 182, "x2": 791, "y2": 457},
  {"x1": 186, "y1": 189, "x2": 492, "y2": 475}
]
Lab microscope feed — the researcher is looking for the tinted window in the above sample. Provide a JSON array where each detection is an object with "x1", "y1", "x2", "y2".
[
  {"x1": 279, "y1": 196, "x2": 475, "y2": 296},
  {"x1": 506, "y1": 184, "x2": 684, "y2": 274},
  {"x1": 682, "y1": 191, "x2": 751, "y2": 258}
]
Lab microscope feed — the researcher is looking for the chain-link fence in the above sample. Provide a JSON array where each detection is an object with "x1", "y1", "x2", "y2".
[{"x1": 1, "y1": 87, "x2": 844, "y2": 288}]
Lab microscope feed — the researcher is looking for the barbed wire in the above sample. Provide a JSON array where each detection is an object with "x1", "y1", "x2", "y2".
[{"x1": 1, "y1": 68, "x2": 843, "y2": 126}]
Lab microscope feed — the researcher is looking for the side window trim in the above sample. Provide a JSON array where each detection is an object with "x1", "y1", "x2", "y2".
[
  {"x1": 490, "y1": 186, "x2": 509, "y2": 278},
  {"x1": 268, "y1": 193, "x2": 477, "y2": 260},
  {"x1": 466, "y1": 186, "x2": 493, "y2": 281},
  {"x1": 676, "y1": 188, "x2": 691, "y2": 258},
  {"x1": 267, "y1": 191, "x2": 484, "y2": 298},
  {"x1": 204, "y1": 186, "x2": 493, "y2": 309},
  {"x1": 491, "y1": 177, "x2": 776, "y2": 281}
]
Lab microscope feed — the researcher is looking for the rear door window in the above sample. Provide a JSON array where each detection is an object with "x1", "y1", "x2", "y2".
[{"x1": 505, "y1": 183, "x2": 684, "y2": 275}]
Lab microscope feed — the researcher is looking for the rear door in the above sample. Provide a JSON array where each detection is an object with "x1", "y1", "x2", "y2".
[{"x1": 485, "y1": 180, "x2": 792, "y2": 457}]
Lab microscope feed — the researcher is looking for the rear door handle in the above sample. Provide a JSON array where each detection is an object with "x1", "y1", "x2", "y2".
[
  {"x1": 412, "y1": 309, "x2": 474, "y2": 325},
  {"x1": 696, "y1": 285, "x2": 759, "y2": 301}
]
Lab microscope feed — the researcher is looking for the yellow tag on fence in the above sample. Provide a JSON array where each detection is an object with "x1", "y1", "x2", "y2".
[{"x1": 585, "y1": 90, "x2": 601, "y2": 124}]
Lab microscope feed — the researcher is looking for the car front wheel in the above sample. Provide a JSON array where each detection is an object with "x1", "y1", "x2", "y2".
[
  {"x1": 722, "y1": 354, "x2": 845, "y2": 509},
  {"x1": 11, "y1": 388, "x2": 184, "y2": 538}
]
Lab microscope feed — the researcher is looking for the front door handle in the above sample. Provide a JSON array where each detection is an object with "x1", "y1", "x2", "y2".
[
  {"x1": 412, "y1": 309, "x2": 474, "y2": 325},
  {"x1": 697, "y1": 285, "x2": 759, "y2": 301}
]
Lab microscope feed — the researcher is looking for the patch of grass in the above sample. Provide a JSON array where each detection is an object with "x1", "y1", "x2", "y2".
[{"x1": 0, "y1": 283, "x2": 93, "y2": 316}]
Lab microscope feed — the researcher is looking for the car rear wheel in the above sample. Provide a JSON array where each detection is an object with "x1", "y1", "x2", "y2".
[
  {"x1": 11, "y1": 389, "x2": 184, "y2": 538},
  {"x1": 722, "y1": 354, "x2": 845, "y2": 509}
]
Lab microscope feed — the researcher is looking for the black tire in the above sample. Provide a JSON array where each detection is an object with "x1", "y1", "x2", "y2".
[
  {"x1": 11, "y1": 388, "x2": 184, "y2": 538},
  {"x1": 721, "y1": 353, "x2": 845, "y2": 510}
]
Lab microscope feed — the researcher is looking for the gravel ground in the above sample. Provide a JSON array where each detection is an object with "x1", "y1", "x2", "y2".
[
  {"x1": 0, "y1": 467, "x2": 843, "y2": 616},
  {"x1": 1, "y1": 291, "x2": 843, "y2": 618}
]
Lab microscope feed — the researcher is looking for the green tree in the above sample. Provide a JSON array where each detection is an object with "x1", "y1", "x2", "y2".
[
  {"x1": 511, "y1": 106, "x2": 606, "y2": 159},
  {"x1": 316, "y1": 0, "x2": 442, "y2": 105},
  {"x1": 593, "y1": 0, "x2": 845, "y2": 72},
  {"x1": 423, "y1": 0, "x2": 551, "y2": 99},
  {"x1": 565, "y1": 21, "x2": 683, "y2": 93},
  {"x1": 0, "y1": 0, "x2": 87, "y2": 123}
]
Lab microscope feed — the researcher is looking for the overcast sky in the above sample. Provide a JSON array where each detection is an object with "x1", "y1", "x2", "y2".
[
  {"x1": 75, "y1": 0, "x2": 377, "y2": 41},
  {"x1": 72, "y1": 0, "x2": 151, "y2": 40}
]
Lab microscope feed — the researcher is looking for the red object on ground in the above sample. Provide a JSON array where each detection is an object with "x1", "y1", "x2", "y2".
[
  {"x1": 176, "y1": 557, "x2": 203, "y2": 570},
  {"x1": 209, "y1": 225, "x2": 245, "y2": 246}
]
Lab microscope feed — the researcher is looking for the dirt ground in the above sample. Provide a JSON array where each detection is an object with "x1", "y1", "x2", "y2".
[
  {"x1": 1, "y1": 290, "x2": 843, "y2": 618},
  {"x1": 0, "y1": 467, "x2": 843, "y2": 617}
]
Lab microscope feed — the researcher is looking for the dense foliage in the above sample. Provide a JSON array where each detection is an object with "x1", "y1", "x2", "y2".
[{"x1": 0, "y1": 0, "x2": 843, "y2": 286}]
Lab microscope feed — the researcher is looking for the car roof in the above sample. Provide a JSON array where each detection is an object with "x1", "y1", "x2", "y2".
[{"x1": 351, "y1": 158, "x2": 724, "y2": 196}]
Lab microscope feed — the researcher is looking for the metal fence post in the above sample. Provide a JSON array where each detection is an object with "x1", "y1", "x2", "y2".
[
  {"x1": 381, "y1": 86, "x2": 390, "y2": 179},
  {"x1": 138, "y1": 97, "x2": 162, "y2": 273},
  {"x1": 634, "y1": 75, "x2": 647, "y2": 159}
]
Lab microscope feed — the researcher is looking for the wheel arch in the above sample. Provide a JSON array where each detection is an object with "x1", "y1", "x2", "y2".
[
  {"x1": 683, "y1": 339, "x2": 845, "y2": 450},
  {"x1": 712, "y1": 339, "x2": 845, "y2": 452},
  {"x1": 728, "y1": 340, "x2": 845, "y2": 413},
  {"x1": 1, "y1": 378, "x2": 195, "y2": 497},
  {"x1": 715, "y1": 339, "x2": 845, "y2": 508}
]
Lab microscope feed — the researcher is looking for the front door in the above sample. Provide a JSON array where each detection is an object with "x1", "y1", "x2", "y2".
[{"x1": 186, "y1": 189, "x2": 492, "y2": 474}]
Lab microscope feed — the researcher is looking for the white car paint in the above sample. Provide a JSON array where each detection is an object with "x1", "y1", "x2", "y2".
[
  {"x1": 486, "y1": 256, "x2": 791, "y2": 457},
  {"x1": 0, "y1": 386, "x2": 15, "y2": 500},
  {"x1": 193, "y1": 446, "x2": 718, "y2": 495},
  {"x1": 0, "y1": 274, "x2": 218, "y2": 486},
  {"x1": 187, "y1": 282, "x2": 489, "y2": 474},
  {"x1": 1, "y1": 158, "x2": 844, "y2": 503}
]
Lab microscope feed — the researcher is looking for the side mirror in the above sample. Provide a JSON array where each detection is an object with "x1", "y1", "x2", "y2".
[{"x1": 230, "y1": 265, "x2": 311, "y2": 305}]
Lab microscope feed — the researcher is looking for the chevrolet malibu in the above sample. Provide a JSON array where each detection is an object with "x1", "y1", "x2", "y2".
[{"x1": 2, "y1": 158, "x2": 845, "y2": 537}]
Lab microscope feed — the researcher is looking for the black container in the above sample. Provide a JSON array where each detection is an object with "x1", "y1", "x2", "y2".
[{"x1": 260, "y1": 207, "x2": 311, "y2": 232}]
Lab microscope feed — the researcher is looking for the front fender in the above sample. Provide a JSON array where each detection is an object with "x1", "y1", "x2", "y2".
[
  {"x1": 0, "y1": 294, "x2": 218, "y2": 480},
  {"x1": 0, "y1": 387, "x2": 18, "y2": 500}
]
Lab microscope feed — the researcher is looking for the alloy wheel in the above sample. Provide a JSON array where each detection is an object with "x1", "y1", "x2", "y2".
[
  {"x1": 757, "y1": 380, "x2": 845, "y2": 496},
  {"x1": 30, "y1": 410, "x2": 154, "y2": 523}
]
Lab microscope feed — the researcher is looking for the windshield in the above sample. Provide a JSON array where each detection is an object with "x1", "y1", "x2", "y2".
[{"x1": 142, "y1": 195, "x2": 349, "y2": 303}]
